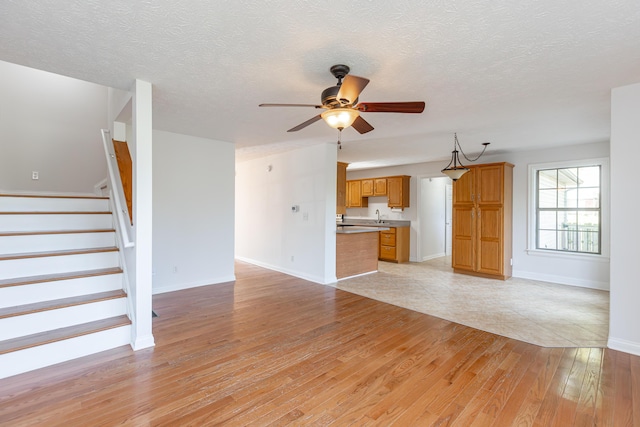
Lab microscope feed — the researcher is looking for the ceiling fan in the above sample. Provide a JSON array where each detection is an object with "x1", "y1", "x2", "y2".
[{"x1": 259, "y1": 64, "x2": 425, "y2": 135}]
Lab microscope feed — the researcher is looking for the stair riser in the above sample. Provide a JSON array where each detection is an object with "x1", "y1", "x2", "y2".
[
  {"x1": 0, "y1": 325, "x2": 131, "y2": 379},
  {"x1": 1, "y1": 214, "x2": 113, "y2": 232},
  {"x1": 0, "y1": 232, "x2": 116, "y2": 255},
  {"x1": 0, "y1": 273, "x2": 123, "y2": 309},
  {"x1": 0, "y1": 197, "x2": 109, "y2": 212},
  {"x1": 0, "y1": 251, "x2": 119, "y2": 280},
  {"x1": 0, "y1": 298, "x2": 127, "y2": 341}
]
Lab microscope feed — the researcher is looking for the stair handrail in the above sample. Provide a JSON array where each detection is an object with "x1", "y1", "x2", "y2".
[{"x1": 101, "y1": 129, "x2": 134, "y2": 248}]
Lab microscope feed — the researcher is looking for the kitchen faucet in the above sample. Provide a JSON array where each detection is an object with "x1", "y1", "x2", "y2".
[{"x1": 375, "y1": 209, "x2": 381, "y2": 223}]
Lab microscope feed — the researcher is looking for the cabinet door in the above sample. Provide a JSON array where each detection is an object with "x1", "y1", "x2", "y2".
[
  {"x1": 452, "y1": 206, "x2": 475, "y2": 271},
  {"x1": 387, "y1": 177, "x2": 402, "y2": 207},
  {"x1": 347, "y1": 180, "x2": 364, "y2": 207},
  {"x1": 374, "y1": 178, "x2": 387, "y2": 196},
  {"x1": 477, "y1": 165, "x2": 503, "y2": 204},
  {"x1": 361, "y1": 179, "x2": 374, "y2": 197},
  {"x1": 476, "y1": 206, "x2": 503, "y2": 275},
  {"x1": 337, "y1": 162, "x2": 347, "y2": 214},
  {"x1": 387, "y1": 176, "x2": 409, "y2": 208},
  {"x1": 453, "y1": 168, "x2": 475, "y2": 204}
]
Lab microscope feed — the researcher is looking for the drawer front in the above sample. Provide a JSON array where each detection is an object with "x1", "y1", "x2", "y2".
[
  {"x1": 380, "y1": 245, "x2": 396, "y2": 260},
  {"x1": 380, "y1": 232, "x2": 396, "y2": 246}
]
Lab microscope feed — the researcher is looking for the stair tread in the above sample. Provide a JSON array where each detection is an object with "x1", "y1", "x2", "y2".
[
  {"x1": 0, "y1": 267, "x2": 123, "y2": 289},
  {"x1": 0, "y1": 194, "x2": 108, "y2": 200},
  {"x1": 0, "y1": 246, "x2": 118, "y2": 261},
  {"x1": 0, "y1": 229, "x2": 115, "y2": 237},
  {"x1": 0, "y1": 315, "x2": 130, "y2": 355},
  {"x1": 0, "y1": 289, "x2": 126, "y2": 319}
]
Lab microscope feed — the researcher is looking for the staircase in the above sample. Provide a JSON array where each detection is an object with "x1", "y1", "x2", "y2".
[{"x1": 0, "y1": 193, "x2": 132, "y2": 379}]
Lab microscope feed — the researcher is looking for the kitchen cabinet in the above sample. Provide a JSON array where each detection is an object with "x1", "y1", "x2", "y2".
[
  {"x1": 386, "y1": 176, "x2": 410, "y2": 209},
  {"x1": 346, "y1": 180, "x2": 368, "y2": 208},
  {"x1": 374, "y1": 178, "x2": 387, "y2": 196},
  {"x1": 452, "y1": 162, "x2": 513, "y2": 280},
  {"x1": 362, "y1": 178, "x2": 387, "y2": 197},
  {"x1": 361, "y1": 179, "x2": 374, "y2": 197},
  {"x1": 379, "y1": 226, "x2": 410, "y2": 263},
  {"x1": 337, "y1": 162, "x2": 348, "y2": 215}
]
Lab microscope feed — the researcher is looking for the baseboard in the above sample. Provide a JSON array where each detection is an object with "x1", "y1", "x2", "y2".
[
  {"x1": 235, "y1": 257, "x2": 333, "y2": 285},
  {"x1": 152, "y1": 275, "x2": 237, "y2": 295},
  {"x1": 513, "y1": 269, "x2": 610, "y2": 291},
  {"x1": 421, "y1": 252, "x2": 446, "y2": 262},
  {"x1": 132, "y1": 334, "x2": 155, "y2": 351},
  {"x1": 607, "y1": 336, "x2": 640, "y2": 356}
]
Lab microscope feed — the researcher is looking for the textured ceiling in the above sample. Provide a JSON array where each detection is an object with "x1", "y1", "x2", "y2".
[{"x1": 1, "y1": 0, "x2": 639, "y2": 169}]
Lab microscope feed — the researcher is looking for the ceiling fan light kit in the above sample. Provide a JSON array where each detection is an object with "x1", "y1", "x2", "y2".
[
  {"x1": 259, "y1": 64, "x2": 425, "y2": 138},
  {"x1": 321, "y1": 108, "x2": 360, "y2": 129},
  {"x1": 441, "y1": 133, "x2": 490, "y2": 181}
]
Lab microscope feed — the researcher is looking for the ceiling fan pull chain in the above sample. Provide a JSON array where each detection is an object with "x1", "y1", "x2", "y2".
[{"x1": 337, "y1": 129, "x2": 342, "y2": 149}]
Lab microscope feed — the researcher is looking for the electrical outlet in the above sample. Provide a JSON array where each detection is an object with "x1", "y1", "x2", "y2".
[{"x1": 32, "y1": 171, "x2": 39, "y2": 180}]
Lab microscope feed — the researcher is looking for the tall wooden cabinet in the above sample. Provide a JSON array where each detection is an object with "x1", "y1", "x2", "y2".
[
  {"x1": 452, "y1": 162, "x2": 514, "y2": 280},
  {"x1": 337, "y1": 162, "x2": 348, "y2": 215}
]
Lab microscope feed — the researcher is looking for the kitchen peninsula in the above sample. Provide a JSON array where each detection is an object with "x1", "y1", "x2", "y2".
[{"x1": 335, "y1": 225, "x2": 388, "y2": 280}]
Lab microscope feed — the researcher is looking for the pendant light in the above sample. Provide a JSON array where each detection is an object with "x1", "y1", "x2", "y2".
[{"x1": 441, "y1": 133, "x2": 490, "y2": 181}]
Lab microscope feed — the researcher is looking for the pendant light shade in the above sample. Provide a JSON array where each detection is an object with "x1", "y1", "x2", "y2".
[{"x1": 441, "y1": 133, "x2": 490, "y2": 181}]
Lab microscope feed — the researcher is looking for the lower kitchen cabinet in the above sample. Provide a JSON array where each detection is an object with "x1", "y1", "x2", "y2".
[{"x1": 379, "y1": 227, "x2": 410, "y2": 263}]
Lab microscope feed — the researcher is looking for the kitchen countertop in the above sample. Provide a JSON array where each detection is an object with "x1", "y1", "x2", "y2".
[
  {"x1": 338, "y1": 219, "x2": 411, "y2": 228},
  {"x1": 336, "y1": 225, "x2": 390, "y2": 234}
]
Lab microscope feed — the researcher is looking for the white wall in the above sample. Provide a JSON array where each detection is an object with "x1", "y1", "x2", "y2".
[
  {"x1": 152, "y1": 130, "x2": 235, "y2": 293},
  {"x1": 609, "y1": 82, "x2": 640, "y2": 356},
  {"x1": 235, "y1": 143, "x2": 337, "y2": 285},
  {"x1": 346, "y1": 140, "x2": 610, "y2": 289},
  {"x1": 0, "y1": 60, "x2": 108, "y2": 193}
]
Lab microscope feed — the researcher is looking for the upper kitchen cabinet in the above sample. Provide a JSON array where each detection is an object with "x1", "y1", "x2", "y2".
[
  {"x1": 346, "y1": 180, "x2": 368, "y2": 208},
  {"x1": 337, "y1": 162, "x2": 347, "y2": 214},
  {"x1": 387, "y1": 176, "x2": 410, "y2": 209},
  {"x1": 362, "y1": 178, "x2": 388, "y2": 197}
]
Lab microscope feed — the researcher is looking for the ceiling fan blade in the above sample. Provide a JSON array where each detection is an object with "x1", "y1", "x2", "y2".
[
  {"x1": 336, "y1": 75, "x2": 370, "y2": 105},
  {"x1": 287, "y1": 114, "x2": 323, "y2": 132},
  {"x1": 352, "y1": 116, "x2": 374, "y2": 134},
  {"x1": 356, "y1": 101, "x2": 425, "y2": 113},
  {"x1": 260, "y1": 103, "x2": 323, "y2": 108}
]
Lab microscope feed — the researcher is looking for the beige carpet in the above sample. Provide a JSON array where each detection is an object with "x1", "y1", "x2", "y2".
[{"x1": 336, "y1": 256, "x2": 609, "y2": 347}]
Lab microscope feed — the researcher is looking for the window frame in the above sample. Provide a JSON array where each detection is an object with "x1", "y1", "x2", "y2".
[{"x1": 527, "y1": 158, "x2": 610, "y2": 260}]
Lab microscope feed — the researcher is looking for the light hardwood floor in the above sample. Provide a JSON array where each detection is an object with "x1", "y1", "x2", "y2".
[{"x1": 0, "y1": 261, "x2": 637, "y2": 426}]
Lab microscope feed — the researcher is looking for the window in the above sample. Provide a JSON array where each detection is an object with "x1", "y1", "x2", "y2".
[{"x1": 529, "y1": 159, "x2": 608, "y2": 257}]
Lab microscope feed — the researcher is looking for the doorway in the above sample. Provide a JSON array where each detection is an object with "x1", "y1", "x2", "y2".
[{"x1": 418, "y1": 176, "x2": 452, "y2": 261}]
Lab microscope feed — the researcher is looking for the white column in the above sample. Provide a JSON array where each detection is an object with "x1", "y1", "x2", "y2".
[
  {"x1": 609, "y1": 82, "x2": 640, "y2": 356},
  {"x1": 131, "y1": 79, "x2": 155, "y2": 350}
]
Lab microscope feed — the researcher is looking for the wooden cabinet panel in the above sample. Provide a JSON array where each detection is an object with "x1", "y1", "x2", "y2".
[
  {"x1": 387, "y1": 176, "x2": 410, "y2": 209},
  {"x1": 451, "y1": 162, "x2": 513, "y2": 280},
  {"x1": 337, "y1": 162, "x2": 347, "y2": 215},
  {"x1": 361, "y1": 179, "x2": 374, "y2": 197},
  {"x1": 346, "y1": 180, "x2": 368, "y2": 208},
  {"x1": 477, "y1": 165, "x2": 503, "y2": 204},
  {"x1": 453, "y1": 169, "x2": 474, "y2": 204},
  {"x1": 477, "y1": 206, "x2": 503, "y2": 275},
  {"x1": 380, "y1": 245, "x2": 396, "y2": 260},
  {"x1": 379, "y1": 226, "x2": 409, "y2": 263},
  {"x1": 374, "y1": 178, "x2": 387, "y2": 196},
  {"x1": 380, "y1": 232, "x2": 396, "y2": 246},
  {"x1": 452, "y1": 206, "x2": 474, "y2": 272}
]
